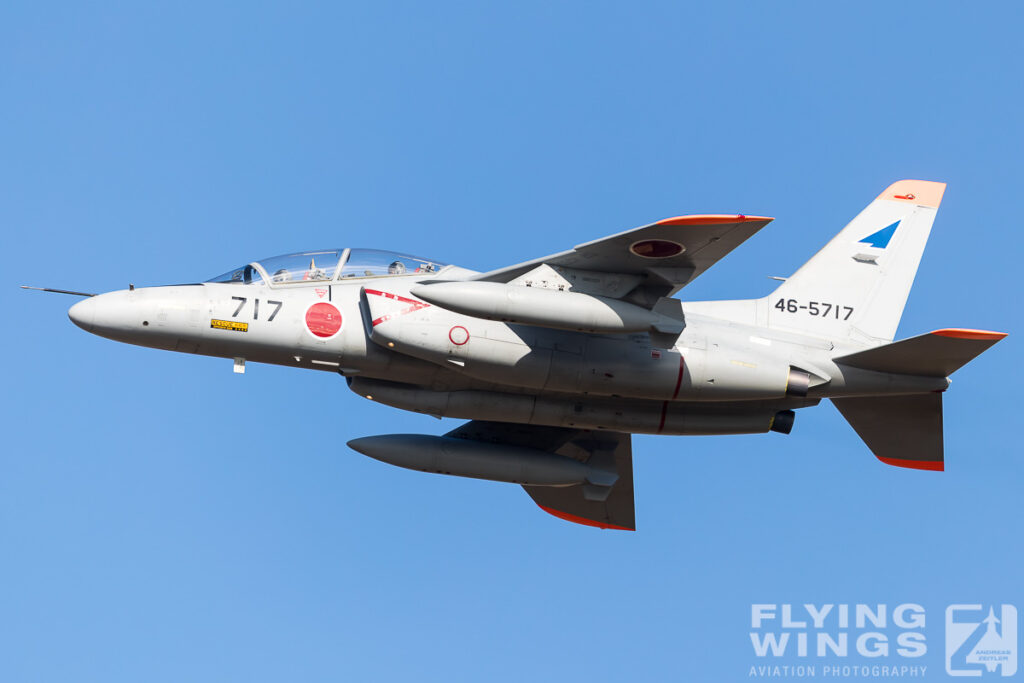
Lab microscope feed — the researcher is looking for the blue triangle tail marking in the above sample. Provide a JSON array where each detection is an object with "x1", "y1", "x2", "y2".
[{"x1": 859, "y1": 220, "x2": 900, "y2": 248}]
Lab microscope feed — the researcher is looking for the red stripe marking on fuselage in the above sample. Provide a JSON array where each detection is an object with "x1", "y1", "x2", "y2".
[
  {"x1": 364, "y1": 288, "x2": 424, "y2": 306},
  {"x1": 658, "y1": 355, "x2": 686, "y2": 434},
  {"x1": 672, "y1": 354, "x2": 685, "y2": 399},
  {"x1": 657, "y1": 402, "x2": 669, "y2": 434},
  {"x1": 364, "y1": 288, "x2": 431, "y2": 327}
]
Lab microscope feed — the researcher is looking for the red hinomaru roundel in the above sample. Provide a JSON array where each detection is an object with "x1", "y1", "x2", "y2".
[{"x1": 305, "y1": 302, "x2": 343, "y2": 338}]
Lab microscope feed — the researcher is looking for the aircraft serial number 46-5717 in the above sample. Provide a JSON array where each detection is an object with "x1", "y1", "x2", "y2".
[{"x1": 27, "y1": 180, "x2": 1006, "y2": 530}]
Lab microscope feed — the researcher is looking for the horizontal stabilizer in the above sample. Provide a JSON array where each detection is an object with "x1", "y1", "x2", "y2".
[
  {"x1": 832, "y1": 393, "x2": 943, "y2": 471},
  {"x1": 833, "y1": 328, "x2": 1007, "y2": 377}
]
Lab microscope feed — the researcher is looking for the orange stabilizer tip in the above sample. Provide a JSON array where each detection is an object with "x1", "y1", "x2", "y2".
[
  {"x1": 654, "y1": 214, "x2": 772, "y2": 226},
  {"x1": 877, "y1": 456, "x2": 944, "y2": 472},
  {"x1": 931, "y1": 328, "x2": 1008, "y2": 341},
  {"x1": 877, "y1": 180, "x2": 946, "y2": 208},
  {"x1": 537, "y1": 504, "x2": 634, "y2": 531}
]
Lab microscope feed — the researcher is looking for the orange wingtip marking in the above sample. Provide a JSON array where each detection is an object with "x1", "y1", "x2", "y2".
[
  {"x1": 931, "y1": 328, "x2": 1008, "y2": 340},
  {"x1": 877, "y1": 456, "x2": 944, "y2": 472},
  {"x1": 876, "y1": 180, "x2": 946, "y2": 208},
  {"x1": 537, "y1": 504, "x2": 634, "y2": 530},
  {"x1": 654, "y1": 214, "x2": 772, "y2": 226}
]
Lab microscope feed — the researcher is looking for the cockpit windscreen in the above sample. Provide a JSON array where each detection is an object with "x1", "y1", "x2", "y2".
[
  {"x1": 259, "y1": 250, "x2": 344, "y2": 283},
  {"x1": 206, "y1": 249, "x2": 446, "y2": 285},
  {"x1": 339, "y1": 249, "x2": 444, "y2": 278},
  {"x1": 207, "y1": 263, "x2": 264, "y2": 284}
]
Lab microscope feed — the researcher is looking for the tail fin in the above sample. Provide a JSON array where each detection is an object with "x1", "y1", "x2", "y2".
[
  {"x1": 768, "y1": 180, "x2": 946, "y2": 344},
  {"x1": 832, "y1": 393, "x2": 944, "y2": 471}
]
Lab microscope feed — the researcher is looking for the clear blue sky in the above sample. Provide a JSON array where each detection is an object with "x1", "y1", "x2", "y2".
[{"x1": 3, "y1": 3, "x2": 1021, "y2": 681}]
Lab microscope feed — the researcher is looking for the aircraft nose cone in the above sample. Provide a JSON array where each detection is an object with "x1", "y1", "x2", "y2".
[
  {"x1": 68, "y1": 297, "x2": 96, "y2": 332},
  {"x1": 65, "y1": 286, "x2": 202, "y2": 349},
  {"x1": 68, "y1": 290, "x2": 144, "y2": 341}
]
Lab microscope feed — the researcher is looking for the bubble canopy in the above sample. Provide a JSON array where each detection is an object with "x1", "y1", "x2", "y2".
[{"x1": 207, "y1": 249, "x2": 448, "y2": 285}]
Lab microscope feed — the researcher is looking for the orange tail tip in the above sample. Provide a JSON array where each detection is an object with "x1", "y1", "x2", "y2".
[
  {"x1": 876, "y1": 180, "x2": 946, "y2": 208},
  {"x1": 877, "y1": 456, "x2": 944, "y2": 472},
  {"x1": 931, "y1": 328, "x2": 1008, "y2": 341},
  {"x1": 537, "y1": 504, "x2": 635, "y2": 531}
]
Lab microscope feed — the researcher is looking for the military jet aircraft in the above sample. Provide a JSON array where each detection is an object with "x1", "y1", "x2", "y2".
[{"x1": 30, "y1": 180, "x2": 1005, "y2": 530}]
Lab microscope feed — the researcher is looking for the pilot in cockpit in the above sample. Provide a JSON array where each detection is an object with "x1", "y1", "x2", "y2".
[
  {"x1": 304, "y1": 258, "x2": 327, "y2": 281},
  {"x1": 388, "y1": 260, "x2": 407, "y2": 275}
]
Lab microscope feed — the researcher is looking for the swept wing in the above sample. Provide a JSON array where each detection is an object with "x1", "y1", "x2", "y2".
[
  {"x1": 446, "y1": 421, "x2": 636, "y2": 530},
  {"x1": 470, "y1": 214, "x2": 772, "y2": 300}
]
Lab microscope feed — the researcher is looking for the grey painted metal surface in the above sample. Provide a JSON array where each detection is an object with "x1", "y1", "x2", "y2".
[
  {"x1": 44, "y1": 180, "x2": 1007, "y2": 530},
  {"x1": 347, "y1": 434, "x2": 618, "y2": 487}
]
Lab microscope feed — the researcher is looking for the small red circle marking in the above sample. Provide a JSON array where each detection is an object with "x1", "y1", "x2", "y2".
[
  {"x1": 449, "y1": 325, "x2": 469, "y2": 346},
  {"x1": 306, "y1": 302, "x2": 343, "y2": 338}
]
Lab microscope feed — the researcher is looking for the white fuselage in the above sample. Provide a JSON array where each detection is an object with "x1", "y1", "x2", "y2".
[{"x1": 67, "y1": 265, "x2": 946, "y2": 437}]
